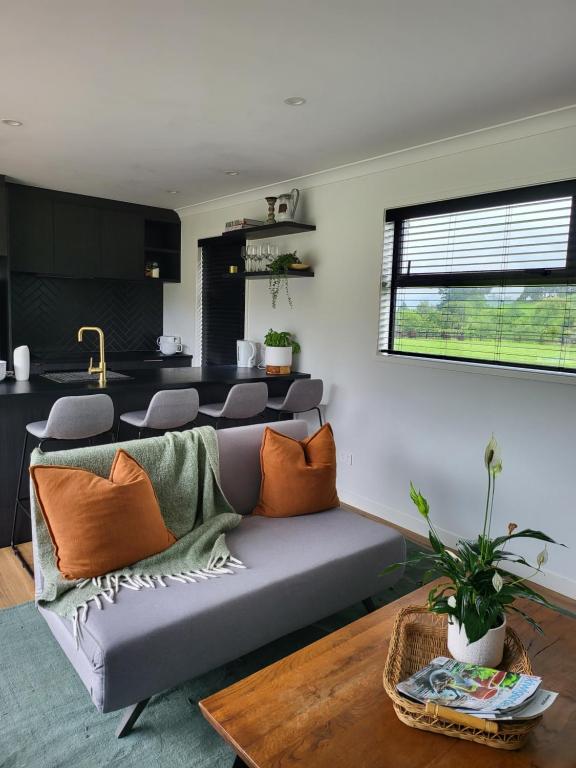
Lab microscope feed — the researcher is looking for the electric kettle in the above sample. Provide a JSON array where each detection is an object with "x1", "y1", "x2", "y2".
[
  {"x1": 276, "y1": 188, "x2": 300, "y2": 222},
  {"x1": 237, "y1": 340, "x2": 257, "y2": 367}
]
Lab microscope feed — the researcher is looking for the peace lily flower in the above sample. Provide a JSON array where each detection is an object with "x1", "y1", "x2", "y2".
[
  {"x1": 508, "y1": 522, "x2": 518, "y2": 536},
  {"x1": 447, "y1": 595, "x2": 457, "y2": 608},
  {"x1": 409, "y1": 482, "x2": 429, "y2": 519},
  {"x1": 492, "y1": 571, "x2": 504, "y2": 593},
  {"x1": 537, "y1": 547, "x2": 549, "y2": 568},
  {"x1": 484, "y1": 435, "x2": 503, "y2": 476}
]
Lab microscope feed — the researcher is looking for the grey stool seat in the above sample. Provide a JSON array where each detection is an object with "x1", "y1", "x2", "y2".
[
  {"x1": 26, "y1": 394, "x2": 115, "y2": 440},
  {"x1": 119, "y1": 389, "x2": 199, "y2": 437},
  {"x1": 198, "y1": 382, "x2": 268, "y2": 425},
  {"x1": 11, "y1": 394, "x2": 115, "y2": 576},
  {"x1": 266, "y1": 378, "x2": 324, "y2": 426}
]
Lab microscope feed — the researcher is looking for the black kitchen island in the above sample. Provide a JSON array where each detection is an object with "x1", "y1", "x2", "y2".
[{"x1": 0, "y1": 366, "x2": 310, "y2": 546}]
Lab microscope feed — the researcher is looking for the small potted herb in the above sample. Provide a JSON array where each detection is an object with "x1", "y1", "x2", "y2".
[
  {"x1": 383, "y1": 437, "x2": 563, "y2": 667},
  {"x1": 263, "y1": 329, "x2": 300, "y2": 374}
]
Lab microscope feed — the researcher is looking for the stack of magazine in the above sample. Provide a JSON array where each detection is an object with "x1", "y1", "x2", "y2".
[{"x1": 397, "y1": 657, "x2": 558, "y2": 721}]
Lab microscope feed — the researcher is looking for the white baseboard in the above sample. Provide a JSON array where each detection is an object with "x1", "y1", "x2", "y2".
[{"x1": 339, "y1": 489, "x2": 576, "y2": 601}]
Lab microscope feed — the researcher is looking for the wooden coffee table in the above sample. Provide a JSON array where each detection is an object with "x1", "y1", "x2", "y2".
[{"x1": 199, "y1": 580, "x2": 576, "y2": 768}]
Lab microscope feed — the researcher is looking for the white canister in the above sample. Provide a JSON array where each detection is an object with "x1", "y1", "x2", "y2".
[
  {"x1": 0, "y1": 360, "x2": 6, "y2": 381},
  {"x1": 13, "y1": 345, "x2": 30, "y2": 382},
  {"x1": 447, "y1": 615, "x2": 506, "y2": 668}
]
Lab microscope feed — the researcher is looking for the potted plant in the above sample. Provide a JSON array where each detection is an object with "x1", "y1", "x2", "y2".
[
  {"x1": 263, "y1": 329, "x2": 301, "y2": 374},
  {"x1": 267, "y1": 252, "x2": 301, "y2": 308},
  {"x1": 383, "y1": 437, "x2": 563, "y2": 667}
]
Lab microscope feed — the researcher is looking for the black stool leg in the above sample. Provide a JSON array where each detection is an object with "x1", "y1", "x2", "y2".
[
  {"x1": 315, "y1": 407, "x2": 323, "y2": 427},
  {"x1": 11, "y1": 431, "x2": 34, "y2": 577}
]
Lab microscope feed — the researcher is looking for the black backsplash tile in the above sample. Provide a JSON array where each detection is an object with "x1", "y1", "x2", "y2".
[{"x1": 11, "y1": 274, "x2": 163, "y2": 356}]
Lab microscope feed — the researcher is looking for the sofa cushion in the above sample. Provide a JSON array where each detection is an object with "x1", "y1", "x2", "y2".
[
  {"x1": 39, "y1": 508, "x2": 405, "y2": 712},
  {"x1": 31, "y1": 449, "x2": 176, "y2": 579},
  {"x1": 254, "y1": 424, "x2": 339, "y2": 517},
  {"x1": 217, "y1": 420, "x2": 309, "y2": 514}
]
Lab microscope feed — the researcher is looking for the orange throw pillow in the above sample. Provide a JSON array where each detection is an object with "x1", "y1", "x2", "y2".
[
  {"x1": 30, "y1": 449, "x2": 176, "y2": 580},
  {"x1": 254, "y1": 424, "x2": 339, "y2": 517}
]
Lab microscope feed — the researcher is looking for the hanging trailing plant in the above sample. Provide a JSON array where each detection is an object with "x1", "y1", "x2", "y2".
[{"x1": 267, "y1": 252, "x2": 301, "y2": 308}]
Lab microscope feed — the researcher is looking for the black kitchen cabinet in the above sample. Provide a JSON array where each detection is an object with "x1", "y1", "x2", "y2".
[
  {"x1": 101, "y1": 209, "x2": 144, "y2": 279},
  {"x1": 0, "y1": 177, "x2": 10, "y2": 362},
  {"x1": 9, "y1": 185, "x2": 54, "y2": 273},
  {"x1": 7, "y1": 183, "x2": 180, "y2": 282},
  {"x1": 53, "y1": 201, "x2": 100, "y2": 277}
]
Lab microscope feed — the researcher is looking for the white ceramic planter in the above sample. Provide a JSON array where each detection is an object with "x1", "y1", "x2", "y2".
[
  {"x1": 264, "y1": 346, "x2": 292, "y2": 374},
  {"x1": 447, "y1": 615, "x2": 506, "y2": 667}
]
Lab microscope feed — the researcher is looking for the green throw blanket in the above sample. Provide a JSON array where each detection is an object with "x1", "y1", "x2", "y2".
[{"x1": 31, "y1": 427, "x2": 243, "y2": 641}]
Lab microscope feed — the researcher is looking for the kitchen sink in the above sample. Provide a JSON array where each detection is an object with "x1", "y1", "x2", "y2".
[{"x1": 41, "y1": 371, "x2": 133, "y2": 384}]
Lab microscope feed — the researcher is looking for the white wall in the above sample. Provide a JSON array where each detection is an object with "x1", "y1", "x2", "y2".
[{"x1": 165, "y1": 108, "x2": 576, "y2": 597}]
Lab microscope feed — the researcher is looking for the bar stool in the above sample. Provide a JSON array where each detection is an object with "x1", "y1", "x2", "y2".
[
  {"x1": 11, "y1": 394, "x2": 115, "y2": 576},
  {"x1": 118, "y1": 388, "x2": 200, "y2": 439},
  {"x1": 198, "y1": 382, "x2": 268, "y2": 429},
  {"x1": 266, "y1": 378, "x2": 324, "y2": 427}
]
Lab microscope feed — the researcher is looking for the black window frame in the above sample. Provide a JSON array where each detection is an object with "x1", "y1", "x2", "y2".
[{"x1": 381, "y1": 179, "x2": 576, "y2": 374}]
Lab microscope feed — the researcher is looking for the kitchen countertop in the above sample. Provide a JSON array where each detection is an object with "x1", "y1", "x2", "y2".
[{"x1": 0, "y1": 366, "x2": 310, "y2": 398}]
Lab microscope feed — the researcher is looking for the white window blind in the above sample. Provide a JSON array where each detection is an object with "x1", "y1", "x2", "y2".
[{"x1": 379, "y1": 182, "x2": 576, "y2": 373}]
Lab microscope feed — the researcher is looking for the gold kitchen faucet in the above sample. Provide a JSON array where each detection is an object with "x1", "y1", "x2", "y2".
[{"x1": 77, "y1": 326, "x2": 107, "y2": 387}]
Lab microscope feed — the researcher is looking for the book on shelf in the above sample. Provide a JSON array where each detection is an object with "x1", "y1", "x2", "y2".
[
  {"x1": 223, "y1": 218, "x2": 266, "y2": 232},
  {"x1": 396, "y1": 656, "x2": 558, "y2": 722}
]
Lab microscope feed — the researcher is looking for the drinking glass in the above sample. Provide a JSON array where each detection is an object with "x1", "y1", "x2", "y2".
[{"x1": 245, "y1": 244, "x2": 256, "y2": 272}]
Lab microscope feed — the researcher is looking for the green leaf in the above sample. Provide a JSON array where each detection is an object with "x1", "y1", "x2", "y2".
[{"x1": 492, "y1": 529, "x2": 563, "y2": 548}]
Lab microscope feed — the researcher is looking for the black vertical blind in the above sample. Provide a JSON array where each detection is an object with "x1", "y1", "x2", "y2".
[{"x1": 200, "y1": 241, "x2": 245, "y2": 365}]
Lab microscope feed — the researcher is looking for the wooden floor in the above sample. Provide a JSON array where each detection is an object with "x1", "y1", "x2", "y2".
[{"x1": 0, "y1": 542, "x2": 35, "y2": 608}]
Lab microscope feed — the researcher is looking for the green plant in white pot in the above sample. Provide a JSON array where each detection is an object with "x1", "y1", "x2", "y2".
[
  {"x1": 383, "y1": 437, "x2": 563, "y2": 667},
  {"x1": 263, "y1": 329, "x2": 300, "y2": 374}
]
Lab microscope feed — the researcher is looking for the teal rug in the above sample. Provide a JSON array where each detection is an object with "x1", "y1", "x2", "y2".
[{"x1": 0, "y1": 543, "x2": 428, "y2": 768}]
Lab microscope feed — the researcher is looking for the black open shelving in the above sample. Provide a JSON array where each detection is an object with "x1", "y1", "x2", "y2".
[
  {"x1": 199, "y1": 221, "x2": 315, "y2": 247},
  {"x1": 198, "y1": 220, "x2": 316, "y2": 365},
  {"x1": 224, "y1": 270, "x2": 315, "y2": 280}
]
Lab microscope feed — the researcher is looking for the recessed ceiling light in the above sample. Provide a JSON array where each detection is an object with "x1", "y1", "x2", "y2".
[
  {"x1": 225, "y1": 170, "x2": 240, "y2": 176},
  {"x1": 1, "y1": 119, "x2": 23, "y2": 127},
  {"x1": 284, "y1": 97, "x2": 306, "y2": 106},
  {"x1": 166, "y1": 190, "x2": 180, "y2": 195}
]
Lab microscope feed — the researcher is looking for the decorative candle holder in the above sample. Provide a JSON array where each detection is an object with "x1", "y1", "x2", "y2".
[{"x1": 265, "y1": 196, "x2": 277, "y2": 224}]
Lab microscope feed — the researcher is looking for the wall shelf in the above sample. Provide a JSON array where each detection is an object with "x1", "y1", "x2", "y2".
[
  {"x1": 224, "y1": 270, "x2": 315, "y2": 280},
  {"x1": 199, "y1": 221, "x2": 316, "y2": 246},
  {"x1": 198, "y1": 219, "x2": 316, "y2": 365}
]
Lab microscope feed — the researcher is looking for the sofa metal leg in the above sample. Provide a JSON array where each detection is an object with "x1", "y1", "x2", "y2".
[
  {"x1": 363, "y1": 597, "x2": 378, "y2": 614},
  {"x1": 116, "y1": 698, "x2": 151, "y2": 738}
]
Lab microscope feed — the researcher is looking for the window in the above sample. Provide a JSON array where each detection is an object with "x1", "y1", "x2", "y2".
[{"x1": 379, "y1": 181, "x2": 576, "y2": 373}]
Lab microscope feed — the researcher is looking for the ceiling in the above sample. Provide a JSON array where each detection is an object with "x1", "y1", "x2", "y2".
[{"x1": 1, "y1": 0, "x2": 576, "y2": 209}]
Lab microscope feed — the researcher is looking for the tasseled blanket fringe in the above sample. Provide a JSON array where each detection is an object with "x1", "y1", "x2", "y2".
[{"x1": 70, "y1": 555, "x2": 246, "y2": 647}]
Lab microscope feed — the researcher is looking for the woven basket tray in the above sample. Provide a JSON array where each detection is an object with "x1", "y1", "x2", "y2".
[{"x1": 383, "y1": 605, "x2": 541, "y2": 750}]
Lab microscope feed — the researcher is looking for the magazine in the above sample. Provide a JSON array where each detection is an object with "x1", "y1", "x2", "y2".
[
  {"x1": 477, "y1": 689, "x2": 559, "y2": 720},
  {"x1": 397, "y1": 657, "x2": 541, "y2": 714}
]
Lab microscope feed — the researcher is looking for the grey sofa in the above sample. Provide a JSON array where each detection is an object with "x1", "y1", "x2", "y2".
[{"x1": 31, "y1": 420, "x2": 405, "y2": 736}]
